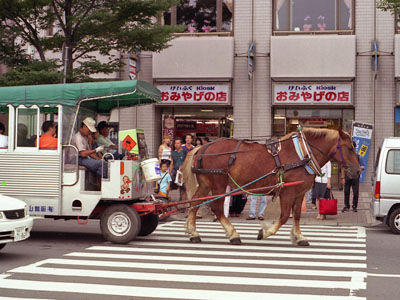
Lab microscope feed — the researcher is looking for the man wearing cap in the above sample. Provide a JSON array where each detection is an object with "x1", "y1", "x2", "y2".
[{"x1": 72, "y1": 117, "x2": 105, "y2": 177}]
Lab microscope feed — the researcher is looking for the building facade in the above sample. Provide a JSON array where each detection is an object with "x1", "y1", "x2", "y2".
[{"x1": 119, "y1": 0, "x2": 398, "y2": 191}]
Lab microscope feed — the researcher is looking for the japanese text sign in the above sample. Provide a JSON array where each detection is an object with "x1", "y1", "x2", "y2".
[
  {"x1": 157, "y1": 84, "x2": 230, "y2": 105},
  {"x1": 273, "y1": 83, "x2": 352, "y2": 105},
  {"x1": 352, "y1": 122, "x2": 373, "y2": 183}
]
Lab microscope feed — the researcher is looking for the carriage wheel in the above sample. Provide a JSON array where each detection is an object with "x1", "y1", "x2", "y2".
[
  {"x1": 389, "y1": 208, "x2": 400, "y2": 234},
  {"x1": 100, "y1": 204, "x2": 141, "y2": 244},
  {"x1": 138, "y1": 213, "x2": 159, "y2": 236},
  {"x1": 0, "y1": 244, "x2": 6, "y2": 251}
]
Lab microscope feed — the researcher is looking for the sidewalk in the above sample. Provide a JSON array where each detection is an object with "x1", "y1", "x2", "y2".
[{"x1": 166, "y1": 189, "x2": 381, "y2": 227}]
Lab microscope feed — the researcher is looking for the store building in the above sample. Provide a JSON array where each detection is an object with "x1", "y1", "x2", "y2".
[{"x1": 115, "y1": 0, "x2": 395, "y2": 191}]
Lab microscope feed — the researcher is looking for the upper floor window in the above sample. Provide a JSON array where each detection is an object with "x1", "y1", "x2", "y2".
[
  {"x1": 274, "y1": 0, "x2": 353, "y2": 33},
  {"x1": 164, "y1": 0, "x2": 233, "y2": 33}
]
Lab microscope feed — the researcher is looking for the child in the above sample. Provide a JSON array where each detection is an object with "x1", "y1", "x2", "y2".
[{"x1": 155, "y1": 161, "x2": 172, "y2": 197}]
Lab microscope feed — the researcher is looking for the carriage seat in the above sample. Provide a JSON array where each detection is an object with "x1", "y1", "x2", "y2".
[{"x1": 64, "y1": 163, "x2": 87, "y2": 173}]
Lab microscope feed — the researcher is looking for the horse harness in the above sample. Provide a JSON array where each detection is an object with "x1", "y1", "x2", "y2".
[
  {"x1": 192, "y1": 138, "x2": 245, "y2": 175},
  {"x1": 192, "y1": 132, "x2": 322, "y2": 177}
]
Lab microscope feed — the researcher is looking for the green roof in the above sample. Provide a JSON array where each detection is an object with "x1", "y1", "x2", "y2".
[{"x1": 0, "y1": 80, "x2": 160, "y2": 113}]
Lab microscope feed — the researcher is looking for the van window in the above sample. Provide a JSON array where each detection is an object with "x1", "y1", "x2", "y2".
[{"x1": 386, "y1": 150, "x2": 400, "y2": 174}]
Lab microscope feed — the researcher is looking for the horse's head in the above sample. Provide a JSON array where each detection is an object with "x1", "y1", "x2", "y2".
[{"x1": 330, "y1": 130, "x2": 361, "y2": 179}]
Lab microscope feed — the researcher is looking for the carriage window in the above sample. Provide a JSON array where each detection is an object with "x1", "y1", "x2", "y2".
[
  {"x1": 38, "y1": 107, "x2": 59, "y2": 150},
  {"x1": 386, "y1": 150, "x2": 400, "y2": 175},
  {"x1": 0, "y1": 108, "x2": 9, "y2": 149},
  {"x1": 16, "y1": 108, "x2": 38, "y2": 148}
]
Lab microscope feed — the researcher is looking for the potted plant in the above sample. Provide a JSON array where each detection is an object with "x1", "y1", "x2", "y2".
[
  {"x1": 317, "y1": 15, "x2": 326, "y2": 30},
  {"x1": 303, "y1": 16, "x2": 312, "y2": 31}
]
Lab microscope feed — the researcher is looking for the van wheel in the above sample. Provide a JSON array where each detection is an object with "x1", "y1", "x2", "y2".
[
  {"x1": 0, "y1": 244, "x2": 6, "y2": 251},
  {"x1": 389, "y1": 208, "x2": 400, "y2": 234},
  {"x1": 100, "y1": 204, "x2": 141, "y2": 244},
  {"x1": 139, "y1": 214, "x2": 159, "y2": 236}
]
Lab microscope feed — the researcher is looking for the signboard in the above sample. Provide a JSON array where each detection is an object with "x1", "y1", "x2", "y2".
[
  {"x1": 158, "y1": 84, "x2": 230, "y2": 104},
  {"x1": 273, "y1": 83, "x2": 352, "y2": 105},
  {"x1": 352, "y1": 122, "x2": 373, "y2": 182},
  {"x1": 163, "y1": 115, "x2": 175, "y2": 148}
]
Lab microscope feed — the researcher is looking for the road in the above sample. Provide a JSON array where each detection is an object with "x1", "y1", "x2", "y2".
[{"x1": 0, "y1": 219, "x2": 397, "y2": 299}]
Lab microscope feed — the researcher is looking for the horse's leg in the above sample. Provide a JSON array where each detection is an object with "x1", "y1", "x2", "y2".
[
  {"x1": 290, "y1": 195, "x2": 310, "y2": 246},
  {"x1": 211, "y1": 189, "x2": 241, "y2": 245},
  {"x1": 257, "y1": 194, "x2": 292, "y2": 240},
  {"x1": 185, "y1": 185, "x2": 210, "y2": 243}
]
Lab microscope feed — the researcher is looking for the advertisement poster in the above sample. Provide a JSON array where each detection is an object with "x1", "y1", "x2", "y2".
[{"x1": 352, "y1": 122, "x2": 373, "y2": 182}]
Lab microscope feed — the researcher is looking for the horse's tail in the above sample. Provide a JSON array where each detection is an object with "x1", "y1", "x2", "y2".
[{"x1": 182, "y1": 146, "x2": 201, "y2": 200}]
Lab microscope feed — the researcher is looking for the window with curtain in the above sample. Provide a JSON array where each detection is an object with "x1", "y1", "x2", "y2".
[
  {"x1": 274, "y1": 0, "x2": 353, "y2": 32},
  {"x1": 164, "y1": 0, "x2": 233, "y2": 33}
]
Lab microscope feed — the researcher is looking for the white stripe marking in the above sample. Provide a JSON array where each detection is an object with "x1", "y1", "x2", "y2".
[
  {"x1": 0, "y1": 279, "x2": 366, "y2": 300},
  {"x1": 157, "y1": 227, "x2": 364, "y2": 238},
  {"x1": 367, "y1": 273, "x2": 400, "y2": 278},
  {"x1": 9, "y1": 265, "x2": 367, "y2": 290},
  {"x1": 87, "y1": 245, "x2": 366, "y2": 261},
  {"x1": 165, "y1": 223, "x2": 361, "y2": 234},
  {"x1": 137, "y1": 235, "x2": 366, "y2": 248},
  {"x1": 40, "y1": 258, "x2": 366, "y2": 278},
  {"x1": 131, "y1": 240, "x2": 366, "y2": 254},
  {"x1": 152, "y1": 230, "x2": 366, "y2": 242},
  {"x1": 65, "y1": 252, "x2": 367, "y2": 268}
]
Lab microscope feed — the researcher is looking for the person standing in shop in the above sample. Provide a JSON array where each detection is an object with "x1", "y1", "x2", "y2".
[
  {"x1": 182, "y1": 134, "x2": 195, "y2": 152},
  {"x1": 170, "y1": 137, "x2": 187, "y2": 200}
]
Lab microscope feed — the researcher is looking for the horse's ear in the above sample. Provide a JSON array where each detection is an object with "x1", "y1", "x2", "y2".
[{"x1": 338, "y1": 127, "x2": 349, "y2": 139}]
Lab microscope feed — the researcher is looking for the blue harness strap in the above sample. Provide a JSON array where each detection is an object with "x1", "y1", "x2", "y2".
[{"x1": 292, "y1": 135, "x2": 315, "y2": 175}]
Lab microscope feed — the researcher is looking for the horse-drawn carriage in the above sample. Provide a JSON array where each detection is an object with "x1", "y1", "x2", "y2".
[{"x1": 0, "y1": 80, "x2": 361, "y2": 246}]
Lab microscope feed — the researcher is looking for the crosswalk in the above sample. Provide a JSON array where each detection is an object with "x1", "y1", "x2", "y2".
[{"x1": 0, "y1": 221, "x2": 367, "y2": 300}]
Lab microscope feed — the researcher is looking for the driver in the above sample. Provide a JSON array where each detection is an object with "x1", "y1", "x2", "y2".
[{"x1": 72, "y1": 117, "x2": 105, "y2": 177}]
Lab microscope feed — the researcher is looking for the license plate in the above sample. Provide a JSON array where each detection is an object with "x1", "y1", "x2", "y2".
[{"x1": 14, "y1": 227, "x2": 29, "y2": 242}]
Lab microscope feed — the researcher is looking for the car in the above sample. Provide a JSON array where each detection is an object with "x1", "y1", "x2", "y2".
[
  {"x1": 371, "y1": 137, "x2": 400, "y2": 233},
  {"x1": 0, "y1": 194, "x2": 33, "y2": 250}
]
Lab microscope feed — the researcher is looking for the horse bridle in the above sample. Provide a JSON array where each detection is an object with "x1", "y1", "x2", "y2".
[{"x1": 307, "y1": 137, "x2": 350, "y2": 169}]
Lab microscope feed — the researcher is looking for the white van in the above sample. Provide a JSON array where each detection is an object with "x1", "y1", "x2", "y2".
[{"x1": 371, "y1": 137, "x2": 400, "y2": 233}]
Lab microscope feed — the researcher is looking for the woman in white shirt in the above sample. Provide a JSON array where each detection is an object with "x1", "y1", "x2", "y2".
[
  {"x1": 313, "y1": 161, "x2": 332, "y2": 220},
  {"x1": 158, "y1": 135, "x2": 172, "y2": 166}
]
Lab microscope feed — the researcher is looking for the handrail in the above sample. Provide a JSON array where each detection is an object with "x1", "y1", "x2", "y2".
[
  {"x1": 62, "y1": 144, "x2": 80, "y2": 187},
  {"x1": 273, "y1": 30, "x2": 353, "y2": 36}
]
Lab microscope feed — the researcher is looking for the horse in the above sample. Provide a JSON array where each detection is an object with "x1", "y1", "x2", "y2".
[{"x1": 181, "y1": 128, "x2": 361, "y2": 246}]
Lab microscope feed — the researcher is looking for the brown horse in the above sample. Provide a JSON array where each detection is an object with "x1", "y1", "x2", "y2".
[{"x1": 181, "y1": 128, "x2": 360, "y2": 246}]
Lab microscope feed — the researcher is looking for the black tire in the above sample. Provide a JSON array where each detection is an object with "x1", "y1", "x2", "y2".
[
  {"x1": 0, "y1": 244, "x2": 6, "y2": 251},
  {"x1": 100, "y1": 204, "x2": 141, "y2": 244},
  {"x1": 389, "y1": 208, "x2": 400, "y2": 234},
  {"x1": 139, "y1": 214, "x2": 159, "y2": 236}
]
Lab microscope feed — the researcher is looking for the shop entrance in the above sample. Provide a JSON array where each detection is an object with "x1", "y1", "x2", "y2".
[
  {"x1": 273, "y1": 108, "x2": 354, "y2": 190},
  {"x1": 162, "y1": 107, "x2": 233, "y2": 144}
]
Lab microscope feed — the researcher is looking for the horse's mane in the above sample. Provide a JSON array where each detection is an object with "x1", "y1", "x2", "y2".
[{"x1": 303, "y1": 127, "x2": 338, "y2": 140}]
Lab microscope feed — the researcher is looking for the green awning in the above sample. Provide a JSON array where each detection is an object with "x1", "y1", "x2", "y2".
[{"x1": 0, "y1": 80, "x2": 160, "y2": 113}]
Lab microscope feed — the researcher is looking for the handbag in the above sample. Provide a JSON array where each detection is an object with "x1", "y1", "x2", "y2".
[
  {"x1": 319, "y1": 189, "x2": 337, "y2": 215},
  {"x1": 154, "y1": 172, "x2": 168, "y2": 194}
]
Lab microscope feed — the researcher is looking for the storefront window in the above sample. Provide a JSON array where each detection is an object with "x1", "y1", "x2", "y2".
[
  {"x1": 274, "y1": 0, "x2": 353, "y2": 32},
  {"x1": 164, "y1": 0, "x2": 233, "y2": 33},
  {"x1": 395, "y1": 107, "x2": 400, "y2": 137}
]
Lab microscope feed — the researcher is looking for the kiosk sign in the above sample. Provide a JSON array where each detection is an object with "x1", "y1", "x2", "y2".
[
  {"x1": 273, "y1": 83, "x2": 352, "y2": 105},
  {"x1": 158, "y1": 84, "x2": 230, "y2": 104}
]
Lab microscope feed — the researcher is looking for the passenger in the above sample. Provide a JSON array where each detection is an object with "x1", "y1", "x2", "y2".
[
  {"x1": 71, "y1": 117, "x2": 105, "y2": 177},
  {"x1": 0, "y1": 122, "x2": 8, "y2": 148},
  {"x1": 36, "y1": 120, "x2": 57, "y2": 149},
  {"x1": 95, "y1": 121, "x2": 124, "y2": 160},
  {"x1": 17, "y1": 123, "x2": 35, "y2": 147}
]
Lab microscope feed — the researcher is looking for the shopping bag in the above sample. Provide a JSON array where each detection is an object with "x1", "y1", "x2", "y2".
[
  {"x1": 319, "y1": 189, "x2": 337, "y2": 215},
  {"x1": 174, "y1": 170, "x2": 183, "y2": 186}
]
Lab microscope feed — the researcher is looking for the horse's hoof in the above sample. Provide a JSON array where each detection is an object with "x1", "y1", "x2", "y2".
[
  {"x1": 190, "y1": 236, "x2": 202, "y2": 243},
  {"x1": 257, "y1": 229, "x2": 263, "y2": 240},
  {"x1": 230, "y1": 238, "x2": 241, "y2": 245},
  {"x1": 297, "y1": 240, "x2": 310, "y2": 247}
]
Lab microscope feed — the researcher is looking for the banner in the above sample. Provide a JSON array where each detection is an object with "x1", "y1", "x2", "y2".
[
  {"x1": 352, "y1": 122, "x2": 373, "y2": 182},
  {"x1": 163, "y1": 115, "x2": 175, "y2": 148},
  {"x1": 273, "y1": 83, "x2": 352, "y2": 105},
  {"x1": 158, "y1": 84, "x2": 230, "y2": 104}
]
